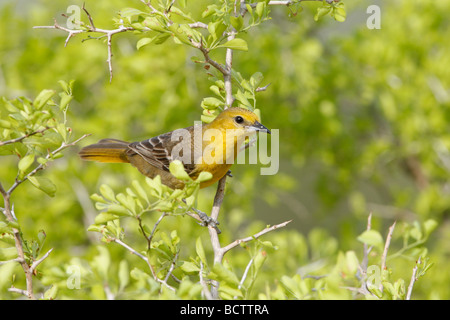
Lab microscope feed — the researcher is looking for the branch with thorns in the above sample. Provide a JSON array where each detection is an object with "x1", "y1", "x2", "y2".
[{"x1": 33, "y1": 4, "x2": 133, "y2": 82}]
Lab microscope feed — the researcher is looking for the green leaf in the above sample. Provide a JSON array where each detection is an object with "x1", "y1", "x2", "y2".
[
  {"x1": 27, "y1": 176, "x2": 57, "y2": 197},
  {"x1": 197, "y1": 171, "x2": 213, "y2": 183},
  {"x1": 201, "y1": 97, "x2": 224, "y2": 110},
  {"x1": 169, "y1": 160, "x2": 190, "y2": 180},
  {"x1": 202, "y1": 4, "x2": 219, "y2": 18},
  {"x1": 136, "y1": 37, "x2": 153, "y2": 50},
  {"x1": 314, "y1": 6, "x2": 331, "y2": 21},
  {"x1": 217, "y1": 38, "x2": 248, "y2": 51},
  {"x1": 423, "y1": 219, "x2": 438, "y2": 237},
  {"x1": 132, "y1": 180, "x2": 149, "y2": 203},
  {"x1": 99, "y1": 184, "x2": 115, "y2": 202},
  {"x1": 43, "y1": 285, "x2": 58, "y2": 300},
  {"x1": 118, "y1": 260, "x2": 130, "y2": 290},
  {"x1": 146, "y1": 176, "x2": 163, "y2": 196},
  {"x1": 250, "y1": 72, "x2": 264, "y2": 89},
  {"x1": 107, "y1": 204, "x2": 132, "y2": 216},
  {"x1": 196, "y1": 237, "x2": 208, "y2": 267},
  {"x1": 255, "y1": 2, "x2": 265, "y2": 18},
  {"x1": 230, "y1": 16, "x2": 244, "y2": 31},
  {"x1": 143, "y1": 17, "x2": 167, "y2": 33},
  {"x1": 333, "y1": 7, "x2": 346, "y2": 22},
  {"x1": 235, "y1": 89, "x2": 252, "y2": 108},
  {"x1": 357, "y1": 230, "x2": 384, "y2": 249},
  {"x1": 209, "y1": 263, "x2": 240, "y2": 286},
  {"x1": 33, "y1": 89, "x2": 55, "y2": 110},
  {"x1": 181, "y1": 261, "x2": 200, "y2": 273},
  {"x1": 94, "y1": 212, "x2": 119, "y2": 225},
  {"x1": 120, "y1": 8, "x2": 144, "y2": 21},
  {"x1": 18, "y1": 154, "x2": 35, "y2": 177},
  {"x1": 59, "y1": 92, "x2": 73, "y2": 111}
]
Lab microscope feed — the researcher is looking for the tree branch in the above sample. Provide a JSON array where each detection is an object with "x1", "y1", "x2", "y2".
[
  {"x1": 406, "y1": 256, "x2": 421, "y2": 300},
  {"x1": 0, "y1": 127, "x2": 52, "y2": 147},
  {"x1": 111, "y1": 237, "x2": 176, "y2": 291},
  {"x1": 221, "y1": 220, "x2": 292, "y2": 254},
  {"x1": 379, "y1": 221, "x2": 396, "y2": 292},
  {"x1": 7, "y1": 134, "x2": 90, "y2": 195},
  {"x1": 33, "y1": 9, "x2": 133, "y2": 82},
  {"x1": 0, "y1": 134, "x2": 89, "y2": 299}
]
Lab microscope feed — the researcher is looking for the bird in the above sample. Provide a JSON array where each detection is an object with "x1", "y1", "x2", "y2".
[{"x1": 79, "y1": 107, "x2": 271, "y2": 189}]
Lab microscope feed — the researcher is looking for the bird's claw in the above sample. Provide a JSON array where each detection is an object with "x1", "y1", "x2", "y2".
[{"x1": 192, "y1": 207, "x2": 221, "y2": 234}]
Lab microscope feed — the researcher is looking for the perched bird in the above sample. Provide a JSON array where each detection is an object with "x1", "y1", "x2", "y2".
[{"x1": 79, "y1": 107, "x2": 271, "y2": 189}]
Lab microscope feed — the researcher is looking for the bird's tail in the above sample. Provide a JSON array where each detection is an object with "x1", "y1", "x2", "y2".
[{"x1": 79, "y1": 139, "x2": 130, "y2": 163}]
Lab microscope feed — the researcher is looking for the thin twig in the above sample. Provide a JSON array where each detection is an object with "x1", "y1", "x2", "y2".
[
  {"x1": 255, "y1": 83, "x2": 271, "y2": 92},
  {"x1": 380, "y1": 221, "x2": 396, "y2": 292},
  {"x1": 0, "y1": 127, "x2": 52, "y2": 147},
  {"x1": 34, "y1": 10, "x2": 133, "y2": 82},
  {"x1": 221, "y1": 220, "x2": 292, "y2": 254},
  {"x1": 406, "y1": 256, "x2": 421, "y2": 300},
  {"x1": 200, "y1": 261, "x2": 213, "y2": 300},
  {"x1": 147, "y1": 212, "x2": 167, "y2": 247},
  {"x1": 190, "y1": 39, "x2": 229, "y2": 76},
  {"x1": 7, "y1": 134, "x2": 90, "y2": 195},
  {"x1": 1, "y1": 134, "x2": 88, "y2": 300},
  {"x1": 239, "y1": 256, "x2": 254, "y2": 290},
  {"x1": 29, "y1": 248, "x2": 54, "y2": 274},
  {"x1": 111, "y1": 237, "x2": 176, "y2": 291},
  {"x1": 163, "y1": 250, "x2": 179, "y2": 284}
]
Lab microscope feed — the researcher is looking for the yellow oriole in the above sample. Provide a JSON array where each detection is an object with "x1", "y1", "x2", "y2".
[{"x1": 79, "y1": 107, "x2": 270, "y2": 189}]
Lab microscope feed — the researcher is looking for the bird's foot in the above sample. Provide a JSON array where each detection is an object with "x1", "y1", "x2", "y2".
[{"x1": 191, "y1": 207, "x2": 221, "y2": 234}]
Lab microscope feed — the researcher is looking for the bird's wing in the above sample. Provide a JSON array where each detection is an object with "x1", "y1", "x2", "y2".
[{"x1": 126, "y1": 127, "x2": 197, "y2": 175}]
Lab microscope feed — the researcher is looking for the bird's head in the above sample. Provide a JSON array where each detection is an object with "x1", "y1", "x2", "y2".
[{"x1": 211, "y1": 107, "x2": 271, "y2": 134}]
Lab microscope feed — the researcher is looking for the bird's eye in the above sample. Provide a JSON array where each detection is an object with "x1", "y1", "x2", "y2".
[{"x1": 235, "y1": 116, "x2": 244, "y2": 124}]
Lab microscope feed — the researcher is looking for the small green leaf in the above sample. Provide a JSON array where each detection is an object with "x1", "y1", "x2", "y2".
[
  {"x1": 333, "y1": 6, "x2": 346, "y2": 22},
  {"x1": 255, "y1": 2, "x2": 265, "y2": 18},
  {"x1": 107, "y1": 204, "x2": 132, "y2": 216},
  {"x1": 94, "y1": 212, "x2": 119, "y2": 225},
  {"x1": 423, "y1": 219, "x2": 438, "y2": 237},
  {"x1": 209, "y1": 263, "x2": 240, "y2": 286},
  {"x1": 146, "y1": 176, "x2": 163, "y2": 196},
  {"x1": 59, "y1": 92, "x2": 73, "y2": 111},
  {"x1": 201, "y1": 97, "x2": 224, "y2": 110},
  {"x1": 118, "y1": 260, "x2": 130, "y2": 290},
  {"x1": 28, "y1": 176, "x2": 57, "y2": 197},
  {"x1": 314, "y1": 6, "x2": 331, "y2": 21},
  {"x1": 99, "y1": 184, "x2": 115, "y2": 201},
  {"x1": 357, "y1": 230, "x2": 384, "y2": 249},
  {"x1": 217, "y1": 38, "x2": 248, "y2": 51},
  {"x1": 137, "y1": 37, "x2": 153, "y2": 50},
  {"x1": 43, "y1": 285, "x2": 58, "y2": 300},
  {"x1": 132, "y1": 180, "x2": 149, "y2": 203},
  {"x1": 196, "y1": 237, "x2": 208, "y2": 267},
  {"x1": 197, "y1": 171, "x2": 213, "y2": 183},
  {"x1": 250, "y1": 72, "x2": 264, "y2": 89},
  {"x1": 181, "y1": 261, "x2": 200, "y2": 273},
  {"x1": 169, "y1": 160, "x2": 190, "y2": 180},
  {"x1": 18, "y1": 154, "x2": 35, "y2": 177},
  {"x1": 230, "y1": 16, "x2": 244, "y2": 31},
  {"x1": 33, "y1": 89, "x2": 55, "y2": 110}
]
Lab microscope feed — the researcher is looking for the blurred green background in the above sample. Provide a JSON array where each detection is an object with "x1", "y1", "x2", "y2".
[{"x1": 0, "y1": 0, "x2": 449, "y2": 299}]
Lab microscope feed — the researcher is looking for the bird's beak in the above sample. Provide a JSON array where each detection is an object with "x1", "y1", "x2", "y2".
[{"x1": 249, "y1": 121, "x2": 271, "y2": 134}]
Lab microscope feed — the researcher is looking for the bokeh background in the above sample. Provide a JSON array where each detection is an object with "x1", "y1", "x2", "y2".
[{"x1": 0, "y1": 0, "x2": 449, "y2": 299}]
